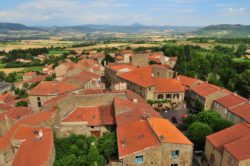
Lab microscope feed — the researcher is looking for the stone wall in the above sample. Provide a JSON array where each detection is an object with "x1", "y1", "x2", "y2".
[
  {"x1": 205, "y1": 92, "x2": 229, "y2": 110},
  {"x1": 131, "y1": 54, "x2": 149, "y2": 67},
  {"x1": 204, "y1": 140, "x2": 222, "y2": 166},
  {"x1": 0, "y1": 148, "x2": 14, "y2": 166},
  {"x1": 29, "y1": 95, "x2": 55, "y2": 112},
  {"x1": 121, "y1": 143, "x2": 193, "y2": 166}
]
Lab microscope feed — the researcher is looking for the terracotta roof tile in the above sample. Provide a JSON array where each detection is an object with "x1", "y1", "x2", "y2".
[
  {"x1": 176, "y1": 75, "x2": 202, "y2": 89},
  {"x1": 29, "y1": 81, "x2": 80, "y2": 96},
  {"x1": 229, "y1": 103, "x2": 250, "y2": 123},
  {"x1": 62, "y1": 105, "x2": 115, "y2": 126},
  {"x1": 216, "y1": 94, "x2": 247, "y2": 109},
  {"x1": 207, "y1": 122, "x2": 250, "y2": 154},
  {"x1": 11, "y1": 126, "x2": 54, "y2": 166},
  {"x1": 0, "y1": 107, "x2": 32, "y2": 120},
  {"x1": 117, "y1": 120, "x2": 159, "y2": 158},
  {"x1": 147, "y1": 117, "x2": 192, "y2": 145},
  {"x1": 224, "y1": 135, "x2": 250, "y2": 160},
  {"x1": 23, "y1": 72, "x2": 36, "y2": 77},
  {"x1": 191, "y1": 82, "x2": 225, "y2": 97},
  {"x1": 114, "y1": 97, "x2": 160, "y2": 126},
  {"x1": 0, "y1": 109, "x2": 56, "y2": 150},
  {"x1": 154, "y1": 78, "x2": 184, "y2": 93}
]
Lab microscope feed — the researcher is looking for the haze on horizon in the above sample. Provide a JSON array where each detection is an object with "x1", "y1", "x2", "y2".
[{"x1": 0, "y1": 0, "x2": 249, "y2": 26}]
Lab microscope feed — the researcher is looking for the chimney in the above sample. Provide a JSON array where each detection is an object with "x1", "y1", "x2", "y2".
[
  {"x1": 104, "y1": 61, "x2": 107, "y2": 66},
  {"x1": 233, "y1": 92, "x2": 237, "y2": 96},
  {"x1": 133, "y1": 98, "x2": 138, "y2": 103},
  {"x1": 38, "y1": 130, "x2": 43, "y2": 138},
  {"x1": 4, "y1": 115, "x2": 9, "y2": 130}
]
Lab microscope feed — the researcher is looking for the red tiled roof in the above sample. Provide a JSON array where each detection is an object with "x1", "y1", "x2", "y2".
[
  {"x1": 0, "y1": 107, "x2": 32, "y2": 120},
  {"x1": 28, "y1": 75, "x2": 46, "y2": 84},
  {"x1": 224, "y1": 135, "x2": 250, "y2": 160},
  {"x1": 107, "y1": 63, "x2": 137, "y2": 72},
  {"x1": 11, "y1": 126, "x2": 54, "y2": 166},
  {"x1": 64, "y1": 71, "x2": 100, "y2": 84},
  {"x1": 0, "y1": 103, "x2": 12, "y2": 111},
  {"x1": 62, "y1": 105, "x2": 115, "y2": 126},
  {"x1": 118, "y1": 66, "x2": 154, "y2": 88},
  {"x1": 43, "y1": 93, "x2": 70, "y2": 107},
  {"x1": 0, "y1": 109, "x2": 56, "y2": 150},
  {"x1": 0, "y1": 92, "x2": 16, "y2": 103},
  {"x1": 176, "y1": 75, "x2": 202, "y2": 89},
  {"x1": 216, "y1": 94, "x2": 247, "y2": 109},
  {"x1": 229, "y1": 103, "x2": 250, "y2": 123},
  {"x1": 191, "y1": 82, "x2": 224, "y2": 97},
  {"x1": 154, "y1": 78, "x2": 184, "y2": 93},
  {"x1": 207, "y1": 122, "x2": 250, "y2": 155},
  {"x1": 147, "y1": 118, "x2": 192, "y2": 145},
  {"x1": 117, "y1": 120, "x2": 159, "y2": 158},
  {"x1": 122, "y1": 50, "x2": 133, "y2": 54},
  {"x1": 114, "y1": 97, "x2": 160, "y2": 126},
  {"x1": 115, "y1": 55, "x2": 124, "y2": 60},
  {"x1": 23, "y1": 72, "x2": 36, "y2": 77},
  {"x1": 29, "y1": 81, "x2": 80, "y2": 96}
]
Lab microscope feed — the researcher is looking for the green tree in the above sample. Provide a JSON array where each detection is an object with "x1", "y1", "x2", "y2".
[
  {"x1": 187, "y1": 122, "x2": 213, "y2": 150},
  {"x1": 213, "y1": 118, "x2": 233, "y2": 132},
  {"x1": 15, "y1": 101, "x2": 28, "y2": 107},
  {"x1": 87, "y1": 143, "x2": 105, "y2": 166},
  {"x1": 101, "y1": 54, "x2": 115, "y2": 66},
  {"x1": 235, "y1": 43, "x2": 247, "y2": 58},
  {"x1": 6, "y1": 72, "x2": 18, "y2": 83},
  {"x1": 97, "y1": 132, "x2": 117, "y2": 161},
  {"x1": 0, "y1": 71, "x2": 6, "y2": 81},
  {"x1": 235, "y1": 70, "x2": 250, "y2": 98}
]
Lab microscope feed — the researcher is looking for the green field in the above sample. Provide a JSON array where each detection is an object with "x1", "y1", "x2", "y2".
[
  {"x1": 21, "y1": 66, "x2": 44, "y2": 72},
  {"x1": 48, "y1": 50, "x2": 69, "y2": 56}
]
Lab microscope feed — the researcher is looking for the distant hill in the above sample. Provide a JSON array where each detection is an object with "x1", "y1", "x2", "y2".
[
  {"x1": 193, "y1": 24, "x2": 250, "y2": 38},
  {"x1": 0, "y1": 23, "x2": 40, "y2": 31}
]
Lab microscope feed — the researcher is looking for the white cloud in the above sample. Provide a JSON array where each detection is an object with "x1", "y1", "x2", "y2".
[{"x1": 222, "y1": 7, "x2": 247, "y2": 16}]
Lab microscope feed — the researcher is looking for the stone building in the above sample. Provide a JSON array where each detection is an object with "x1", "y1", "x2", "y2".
[
  {"x1": 28, "y1": 81, "x2": 82, "y2": 112},
  {"x1": 117, "y1": 65, "x2": 183, "y2": 104},
  {"x1": 0, "y1": 109, "x2": 56, "y2": 166},
  {"x1": 189, "y1": 82, "x2": 230, "y2": 110},
  {"x1": 22, "y1": 72, "x2": 36, "y2": 81},
  {"x1": 212, "y1": 94, "x2": 250, "y2": 124},
  {"x1": 63, "y1": 71, "x2": 102, "y2": 90},
  {"x1": 204, "y1": 122, "x2": 250, "y2": 166},
  {"x1": 114, "y1": 97, "x2": 193, "y2": 166},
  {"x1": 105, "y1": 63, "x2": 137, "y2": 88}
]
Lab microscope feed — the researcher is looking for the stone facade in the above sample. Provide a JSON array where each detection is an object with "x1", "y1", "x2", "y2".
[
  {"x1": 204, "y1": 140, "x2": 223, "y2": 166},
  {"x1": 131, "y1": 54, "x2": 149, "y2": 67},
  {"x1": 190, "y1": 90, "x2": 228, "y2": 110},
  {"x1": 121, "y1": 143, "x2": 193, "y2": 166},
  {"x1": 204, "y1": 140, "x2": 250, "y2": 166}
]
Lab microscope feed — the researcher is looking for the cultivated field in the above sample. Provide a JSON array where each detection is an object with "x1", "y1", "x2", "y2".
[
  {"x1": 0, "y1": 39, "x2": 74, "y2": 52},
  {"x1": 0, "y1": 68, "x2": 25, "y2": 74},
  {"x1": 68, "y1": 43, "x2": 162, "y2": 51}
]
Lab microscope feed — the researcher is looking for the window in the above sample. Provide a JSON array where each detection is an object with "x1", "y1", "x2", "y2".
[
  {"x1": 135, "y1": 155, "x2": 144, "y2": 164},
  {"x1": 91, "y1": 126, "x2": 94, "y2": 129},
  {"x1": 37, "y1": 97, "x2": 41, "y2": 101},
  {"x1": 158, "y1": 94, "x2": 164, "y2": 100},
  {"x1": 157, "y1": 72, "x2": 160, "y2": 76},
  {"x1": 171, "y1": 164, "x2": 178, "y2": 166},
  {"x1": 173, "y1": 94, "x2": 179, "y2": 99},
  {"x1": 210, "y1": 154, "x2": 215, "y2": 164},
  {"x1": 224, "y1": 108, "x2": 228, "y2": 114},
  {"x1": 171, "y1": 150, "x2": 180, "y2": 158},
  {"x1": 37, "y1": 101, "x2": 42, "y2": 108},
  {"x1": 166, "y1": 94, "x2": 171, "y2": 99}
]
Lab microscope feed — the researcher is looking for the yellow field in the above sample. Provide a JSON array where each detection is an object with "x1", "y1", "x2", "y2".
[
  {"x1": 0, "y1": 68, "x2": 25, "y2": 74},
  {"x1": 68, "y1": 43, "x2": 162, "y2": 51},
  {"x1": 0, "y1": 39, "x2": 74, "y2": 52}
]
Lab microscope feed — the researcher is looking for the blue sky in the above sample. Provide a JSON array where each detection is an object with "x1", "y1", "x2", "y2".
[{"x1": 0, "y1": 0, "x2": 249, "y2": 26}]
